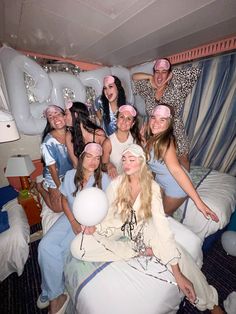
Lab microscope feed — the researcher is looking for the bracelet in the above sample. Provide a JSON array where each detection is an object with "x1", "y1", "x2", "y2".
[{"x1": 70, "y1": 219, "x2": 76, "y2": 223}]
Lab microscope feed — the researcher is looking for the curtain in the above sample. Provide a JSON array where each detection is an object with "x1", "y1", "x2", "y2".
[{"x1": 182, "y1": 52, "x2": 236, "y2": 175}]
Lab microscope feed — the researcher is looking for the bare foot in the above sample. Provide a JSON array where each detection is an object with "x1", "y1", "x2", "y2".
[
  {"x1": 210, "y1": 305, "x2": 224, "y2": 314},
  {"x1": 49, "y1": 294, "x2": 67, "y2": 314}
]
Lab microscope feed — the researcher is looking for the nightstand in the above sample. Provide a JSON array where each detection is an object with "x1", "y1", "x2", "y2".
[{"x1": 18, "y1": 194, "x2": 41, "y2": 226}]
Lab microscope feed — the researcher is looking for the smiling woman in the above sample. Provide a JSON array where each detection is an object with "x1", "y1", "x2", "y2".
[
  {"x1": 102, "y1": 104, "x2": 142, "y2": 179},
  {"x1": 95, "y1": 75, "x2": 126, "y2": 136},
  {"x1": 132, "y1": 58, "x2": 202, "y2": 171}
]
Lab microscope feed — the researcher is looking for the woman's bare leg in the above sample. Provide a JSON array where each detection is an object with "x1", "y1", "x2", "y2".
[
  {"x1": 47, "y1": 188, "x2": 63, "y2": 213},
  {"x1": 36, "y1": 182, "x2": 52, "y2": 209},
  {"x1": 49, "y1": 294, "x2": 67, "y2": 314},
  {"x1": 210, "y1": 305, "x2": 224, "y2": 314},
  {"x1": 37, "y1": 184, "x2": 63, "y2": 213},
  {"x1": 162, "y1": 195, "x2": 187, "y2": 216}
]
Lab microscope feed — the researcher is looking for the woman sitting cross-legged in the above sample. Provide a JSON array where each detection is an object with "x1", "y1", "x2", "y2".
[
  {"x1": 102, "y1": 104, "x2": 142, "y2": 179},
  {"x1": 37, "y1": 143, "x2": 110, "y2": 313},
  {"x1": 145, "y1": 103, "x2": 219, "y2": 220},
  {"x1": 71, "y1": 144, "x2": 223, "y2": 314}
]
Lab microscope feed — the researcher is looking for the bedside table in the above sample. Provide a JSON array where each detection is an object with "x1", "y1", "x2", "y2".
[{"x1": 18, "y1": 194, "x2": 41, "y2": 226}]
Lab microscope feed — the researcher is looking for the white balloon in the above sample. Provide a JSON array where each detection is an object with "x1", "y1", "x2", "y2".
[
  {"x1": 0, "y1": 46, "x2": 51, "y2": 134},
  {"x1": 49, "y1": 72, "x2": 86, "y2": 108},
  {"x1": 73, "y1": 187, "x2": 109, "y2": 226},
  {"x1": 221, "y1": 231, "x2": 236, "y2": 256}
]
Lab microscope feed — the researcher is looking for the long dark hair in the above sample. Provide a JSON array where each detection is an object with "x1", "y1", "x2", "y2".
[
  {"x1": 117, "y1": 106, "x2": 142, "y2": 146},
  {"x1": 100, "y1": 76, "x2": 126, "y2": 125},
  {"x1": 69, "y1": 102, "x2": 103, "y2": 157},
  {"x1": 41, "y1": 105, "x2": 65, "y2": 142},
  {"x1": 73, "y1": 151, "x2": 102, "y2": 196},
  {"x1": 145, "y1": 103, "x2": 175, "y2": 161}
]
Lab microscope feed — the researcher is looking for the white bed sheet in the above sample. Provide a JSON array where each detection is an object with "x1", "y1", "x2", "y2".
[
  {"x1": 40, "y1": 198, "x2": 63, "y2": 235},
  {"x1": 176, "y1": 167, "x2": 236, "y2": 240},
  {"x1": 65, "y1": 217, "x2": 203, "y2": 314},
  {"x1": 0, "y1": 199, "x2": 30, "y2": 281}
]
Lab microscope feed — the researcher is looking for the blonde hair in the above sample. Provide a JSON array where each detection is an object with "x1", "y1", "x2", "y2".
[{"x1": 114, "y1": 157, "x2": 153, "y2": 222}]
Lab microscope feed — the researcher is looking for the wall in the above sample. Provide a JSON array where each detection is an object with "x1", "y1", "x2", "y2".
[{"x1": 0, "y1": 134, "x2": 41, "y2": 187}]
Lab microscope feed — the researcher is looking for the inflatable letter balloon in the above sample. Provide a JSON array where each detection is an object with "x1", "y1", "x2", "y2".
[
  {"x1": 0, "y1": 46, "x2": 52, "y2": 134},
  {"x1": 79, "y1": 66, "x2": 134, "y2": 104},
  {"x1": 73, "y1": 187, "x2": 109, "y2": 226},
  {"x1": 79, "y1": 67, "x2": 111, "y2": 96},
  {"x1": 49, "y1": 72, "x2": 86, "y2": 108}
]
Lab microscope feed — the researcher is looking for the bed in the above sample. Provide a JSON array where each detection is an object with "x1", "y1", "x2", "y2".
[
  {"x1": 0, "y1": 197, "x2": 30, "y2": 281},
  {"x1": 63, "y1": 166, "x2": 236, "y2": 314},
  {"x1": 64, "y1": 217, "x2": 203, "y2": 314},
  {"x1": 174, "y1": 166, "x2": 236, "y2": 240}
]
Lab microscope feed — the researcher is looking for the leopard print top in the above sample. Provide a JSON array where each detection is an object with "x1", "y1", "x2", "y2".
[{"x1": 133, "y1": 66, "x2": 201, "y2": 156}]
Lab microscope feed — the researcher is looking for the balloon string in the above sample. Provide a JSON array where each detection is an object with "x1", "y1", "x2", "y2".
[
  {"x1": 92, "y1": 233, "x2": 179, "y2": 287},
  {"x1": 80, "y1": 228, "x2": 86, "y2": 258}
]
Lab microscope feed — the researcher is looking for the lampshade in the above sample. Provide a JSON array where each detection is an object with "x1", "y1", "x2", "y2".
[
  {"x1": 5, "y1": 155, "x2": 35, "y2": 177},
  {"x1": 0, "y1": 110, "x2": 20, "y2": 143}
]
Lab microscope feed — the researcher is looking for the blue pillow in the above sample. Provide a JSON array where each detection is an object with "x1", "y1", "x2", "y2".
[
  {"x1": 0, "y1": 211, "x2": 10, "y2": 233},
  {"x1": 0, "y1": 185, "x2": 19, "y2": 209}
]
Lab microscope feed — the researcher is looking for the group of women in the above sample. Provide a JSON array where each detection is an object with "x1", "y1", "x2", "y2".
[{"x1": 36, "y1": 58, "x2": 223, "y2": 314}]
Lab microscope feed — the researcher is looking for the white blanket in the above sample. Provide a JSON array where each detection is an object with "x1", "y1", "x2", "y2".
[
  {"x1": 0, "y1": 199, "x2": 30, "y2": 281},
  {"x1": 177, "y1": 167, "x2": 236, "y2": 240}
]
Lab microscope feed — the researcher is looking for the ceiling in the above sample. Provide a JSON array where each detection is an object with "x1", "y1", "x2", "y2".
[{"x1": 0, "y1": 0, "x2": 236, "y2": 67}]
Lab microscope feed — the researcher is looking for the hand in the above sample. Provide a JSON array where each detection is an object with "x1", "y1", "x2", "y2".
[
  {"x1": 81, "y1": 225, "x2": 96, "y2": 235},
  {"x1": 175, "y1": 273, "x2": 196, "y2": 304},
  {"x1": 140, "y1": 122, "x2": 147, "y2": 144},
  {"x1": 107, "y1": 163, "x2": 118, "y2": 179},
  {"x1": 197, "y1": 202, "x2": 219, "y2": 222},
  {"x1": 71, "y1": 220, "x2": 82, "y2": 235},
  {"x1": 145, "y1": 247, "x2": 153, "y2": 256}
]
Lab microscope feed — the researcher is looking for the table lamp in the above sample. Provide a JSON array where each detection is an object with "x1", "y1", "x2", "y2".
[{"x1": 5, "y1": 155, "x2": 36, "y2": 191}]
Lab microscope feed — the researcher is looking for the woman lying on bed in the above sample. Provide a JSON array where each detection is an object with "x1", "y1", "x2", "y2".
[
  {"x1": 37, "y1": 143, "x2": 110, "y2": 314},
  {"x1": 145, "y1": 103, "x2": 219, "y2": 220},
  {"x1": 72, "y1": 144, "x2": 223, "y2": 313}
]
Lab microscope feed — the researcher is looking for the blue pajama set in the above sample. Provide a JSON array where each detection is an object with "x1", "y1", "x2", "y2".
[
  {"x1": 38, "y1": 169, "x2": 110, "y2": 301},
  {"x1": 148, "y1": 149, "x2": 191, "y2": 198},
  {"x1": 41, "y1": 133, "x2": 73, "y2": 188}
]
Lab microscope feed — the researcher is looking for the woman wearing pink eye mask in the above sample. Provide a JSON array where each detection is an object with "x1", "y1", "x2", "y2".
[
  {"x1": 95, "y1": 75, "x2": 126, "y2": 136},
  {"x1": 145, "y1": 103, "x2": 219, "y2": 223},
  {"x1": 132, "y1": 57, "x2": 202, "y2": 171},
  {"x1": 102, "y1": 104, "x2": 142, "y2": 179}
]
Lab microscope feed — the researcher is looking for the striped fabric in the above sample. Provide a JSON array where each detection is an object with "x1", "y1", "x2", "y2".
[{"x1": 182, "y1": 52, "x2": 236, "y2": 175}]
